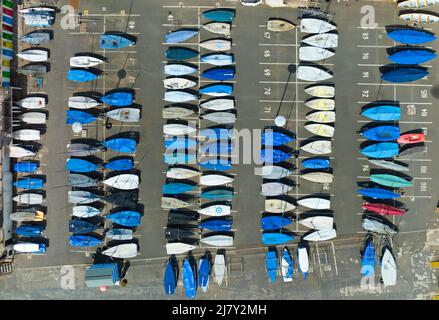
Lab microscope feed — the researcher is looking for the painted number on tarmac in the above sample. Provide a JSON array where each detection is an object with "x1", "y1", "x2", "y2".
[
  {"x1": 264, "y1": 32, "x2": 271, "y2": 39},
  {"x1": 362, "y1": 32, "x2": 369, "y2": 40},
  {"x1": 362, "y1": 52, "x2": 369, "y2": 60},
  {"x1": 264, "y1": 50, "x2": 271, "y2": 58},
  {"x1": 362, "y1": 71, "x2": 369, "y2": 78},
  {"x1": 421, "y1": 109, "x2": 428, "y2": 117},
  {"x1": 264, "y1": 69, "x2": 271, "y2": 77},
  {"x1": 421, "y1": 90, "x2": 428, "y2": 99},
  {"x1": 420, "y1": 182, "x2": 428, "y2": 192},
  {"x1": 363, "y1": 165, "x2": 369, "y2": 172},
  {"x1": 264, "y1": 87, "x2": 271, "y2": 96},
  {"x1": 265, "y1": 106, "x2": 272, "y2": 113},
  {"x1": 420, "y1": 166, "x2": 427, "y2": 174},
  {"x1": 362, "y1": 90, "x2": 369, "y2": 98}
]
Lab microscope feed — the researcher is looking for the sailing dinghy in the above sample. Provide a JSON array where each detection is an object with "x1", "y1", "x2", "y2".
[
  {"x1": 70, "y1": 55, "x2": 105, "y2": 68},
  {"x1": 17, "y1": 49, "x2": 48, "y2": 62},
  {"x1": 281, "y1": 248, "x2": 294, "y2": 282}
]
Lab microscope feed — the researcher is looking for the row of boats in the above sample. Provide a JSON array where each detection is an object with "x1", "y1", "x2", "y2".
[
  {"x1": 164, "y1": 251, "x2": 227, "y2": 297},
  {"x1": 355, "y1": 18, "x2": 437, "y2": 284},
  {"x1": 162, "y1": 8, "x2": 238, "y2": 261},
  {"x1": 9, "y1": 6, "x2": 59, "y2": 255},
  {"x1": 257, "y1": 14, "x2": 340, "y2": 281},
  {"x1": 397, "y1": 0, "x2": 439, "y2": 23},
  {"x1": 64, "y1": 29, "x2": 142, "y2": 259}
]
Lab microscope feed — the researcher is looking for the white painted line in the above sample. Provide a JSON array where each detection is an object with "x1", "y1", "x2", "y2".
[
  {"x1": 357, "y1": 175, "x2": 431, "y2": 180},
  {"x1": 358, "y1": 63, "x2": 432, "y2": 67},
  {"x1": 259, "y1": 62, "x2": 334, "y2": 66},
  {"x1": 162, "y1": 5, "x2": 236, "y2": 8},
  {"x1": 258, "y1": 43, "x2": 298, "y2": 47},
  {"x1": 96, "y1": 50, "x2": 137, "y2": 54},
  {"x1": 357, "y1": 120, "x2": 432, "y2": 124},
  {"x1": 68, "y1": 32, "x2": 140, "y2": 35},
  {"x1": 260, "y1": 118, "x2": 309, "y2": 122},
  {"x1": 357, "y1": 157, "x2": 431, "y2": 161},
  {"x1": 357, "y1": 45, "x2": 391, "y2": 48},
  {"x1": 162, "y1": 24, "x2": 237, "y2": 27},
  {"x1": 200, "y1": 80, "x2": 236, "y2": 83},
  {"x1": 356, "y1": 101, "x2": 432, "y2": 105},
  {"x1": 357, "y1": 82, "x2": 432, "y2": 87},
  {"x1": 259, "y1": 81, "x2": 314, "y2": 84},
  {"x1": 259, "y1": 100, "x2": 304, "y2": 103},
  {"x1": 356, "y1": 194, "x2": 432, "y2": 199},
  {"x1": 82, "y1": 13, "x2": 141, "y2": 16},
  {"x1": 356, "y1": 26, "x2": 432, "y2": 30}
]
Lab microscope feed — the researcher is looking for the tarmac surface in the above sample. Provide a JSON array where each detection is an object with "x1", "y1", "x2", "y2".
[{"x1": 3, "y1": 0, "x2": 439, "y2": 299}]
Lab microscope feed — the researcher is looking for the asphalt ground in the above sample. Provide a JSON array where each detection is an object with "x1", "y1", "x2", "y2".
[{"x1": 9, "y1": 0, "x2": 439, "y2": 299}]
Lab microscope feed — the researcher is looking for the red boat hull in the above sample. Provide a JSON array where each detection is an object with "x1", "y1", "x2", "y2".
[
  {"x1": 362, "y1": 203, "x2": 405, "y2": 215},
  {"x1": 397, "y1": 133, "x2": 425, "y2": 144}
]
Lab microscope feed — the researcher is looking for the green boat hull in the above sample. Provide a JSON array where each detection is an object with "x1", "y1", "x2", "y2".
[
  {"x1": 165, "y1": 48, "x2": 199, "y2": 60},
  {"x1": 370, "y1": 174, "x2": 412, "y2": 188}
]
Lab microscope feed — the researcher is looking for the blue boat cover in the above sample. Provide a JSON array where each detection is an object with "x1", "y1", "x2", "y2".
[
  {"x1": 201, "y1": 189, "x2": 234, "y2": 201},
  {"x1": 357, "y1": 188, "x2": 401, "y2": 199},
  {"x1": 388, "y1": 49, "x2": 436, "y2": 65},
  {"x1": 162, "y1": 182, "x2": 196, "y2": 194},
  {"x1": 165, "y1": 29, "x2": 198, "y2": 44},
  {"x1": 200, "y1": 218, "x2": 232, "y2": 231},
  {"x1": 66, "y1": 158, "x2": 98, "y2": 173},
  {"x1": 66, "y1": 110, "x2": 97, "y2": 125},
  {"x1": 265, "y1": 251, "x2": 278, "y2": 283},
  {"x1": 360, "y1": 142, "x2": 399, "y2": 159},
  {"x1": 14, "y1": 178, "x2": 44, "y2": 190},
  {"x1": 164, "y1": 153, "x2": 197, "y2": 165},
  {"x1": 102, "y1": 92, "x2": 133, "y2": 106},
  {"x1": 302, "y1": 158, "x2": 330, "y2": 169},
  {"x1": 262, "y1": 232, "x2": 295, "y2": 245},
  {"x1": 199, "y1": 127, "x2": 232, "y2": 139},
  {"x1": 67, "y1": 69, "x2": 98, "y2": 82},
  {"x1": 202, "y1": 9, "x2": 235, "y2": 22},
  {"x1": 381, "y1": 68, "x2": 428, "y2": 83},
  {"x1": 362, "y1": 105, "x2": 400, "y2": 121},
  {"x1": 282, "y1": 249, "x2": 294, "y2": 278},
  {"x1": 361, "y1": 240, "x2": 375, "y2": 276},
  {"x1": 362, "y1": 126, "x2": 400, "y2": 141},
  {"x1": 183, "y1": 258, "x2": 197, "y2": 298},
  {"x1": 13, "y1": 161, "x2": 38, "y2": 173},
  {"x1": 261, "y1": 216, "x2": 293, "y2": 230},
  {"x1": 201, "y1": 68, "x2": 235, "y2": 81},
  {"x1": 104, "y1": 158, "x2": 134, "y2": 171},
  {"x1": 198, "y1": 258, "x2": 210, "y2": 288},
  {"x1": 260, "y1": 148, "x2": 292, "y2": 163},
  {"x1": 15, "y1": 225, "x2": 44, "y2": 237},
  {"x1": 100, "y1": 34, "x2": 134, "y2": 49},
  {"x1": 103, "y1": 138, "x2": 137, "y2": 153},
  {"x1": 387, "y1": 29, "x2": 436, "y2": 45},
  {"x1": 200, "y1": 142, "x2": 232, "y2": 154},
  {"x1": 107, "y1": 211, "x2": 141, "y2": 227},
  {"x1": 262, "y1": 131, "x2": 295, "y2": 146},
  {"x1": 69, "y1": 235, "x2": 102, "y2": 247},
  {"x1": 69, "y1": 220, "x2": 98, "y2": 234},
  {"x1": 165, "y1": 137, "x2": 198, "y2": 149},
  {"x1": 199, "y1": 84, "x2": 233, "y2": 95},
  {"x1": 164, "y1": 259, "x2": 177, "y2": 295},
  {"x1": 201, "y1": 53, "x2": 234, "y2": 65},
  {"x1": 199, "y1": 158, "x2": 232, "y2": 171}
]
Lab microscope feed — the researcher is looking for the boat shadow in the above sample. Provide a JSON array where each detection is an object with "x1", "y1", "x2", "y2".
[
  {"x1": 358, "y1": 121, "x2": 399, "y2": 131},
  {"x1": 386, "y1": 45, "x2": 436, "y2": 55},
  {"x1": 398, "y1": 142, "x2": 426, "y2": 157},
  {"x1": 298, "y1": 193, "x2": 331, "y2": 201},
  {"x1": 74, "y1": 52, "x2": 107, "y2": 62},
  {"x1": 72, "y1": 91, "x2": 103, "y2": 100},
  {"x1": 379, "y1": 63, "x2": 428, "y2": 74},
  {"x1": 385, "y1": 24, "x2": 436, "y2": 36}
]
